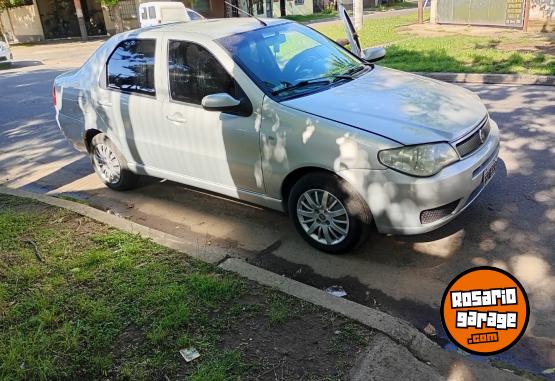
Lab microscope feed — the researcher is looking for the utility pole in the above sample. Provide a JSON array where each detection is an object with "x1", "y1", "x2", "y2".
[
  {"x1": 522, "y1": 0, "x2": 531, "y2": 32},
  {"x1": 418, "y1": 0, "x2": 424, "y2": 24},
  {"x1": 73, "y1": 0, "x2": 88, "y2": 41},
  {"x1": 354, "y1": 0, "x2": 363, "y2": 30}
]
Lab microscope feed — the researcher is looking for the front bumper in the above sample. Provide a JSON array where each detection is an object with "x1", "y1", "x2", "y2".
[{"x1": 339, "y1": 119, "x2": 500, "y2": 235}]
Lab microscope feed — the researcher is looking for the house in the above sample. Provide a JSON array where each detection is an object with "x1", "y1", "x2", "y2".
[{"x1": 0, "y1": 0, "x2": 315, "y2": 43}]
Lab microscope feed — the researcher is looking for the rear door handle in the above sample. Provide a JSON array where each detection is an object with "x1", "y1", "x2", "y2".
[
  {"x1": 166, "y1": 114, "x2": 187, "y2": 124},
  {"x1": 99, "y1": 100, "x2": 112, "y2": 107}
]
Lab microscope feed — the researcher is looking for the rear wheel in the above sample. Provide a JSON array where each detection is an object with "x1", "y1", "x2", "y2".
[
  {"x1": 90, "y1": 134, "x2": 138, "y2": 191},
  {"x1": 288, "y1": 172, "x2": 371, "y2": 253}
]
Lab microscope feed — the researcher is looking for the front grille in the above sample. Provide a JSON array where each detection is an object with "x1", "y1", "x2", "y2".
[
  {"x1": 456, "y1": 119, "x2": 491, "y2": 158},
  {"x1": 420, "y1": 200, "x2": 461, "y2": 224}
]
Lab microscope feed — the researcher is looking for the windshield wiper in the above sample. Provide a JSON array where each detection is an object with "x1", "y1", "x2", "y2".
[
  {"x1": 271, "y1": 78, "x2": 331, "y2": 96},
  {"x1": 340, "y1": 64, "x2": 366, "y2": 77},
  {"x1": 271, "y1": 65, "x2": 367, "y2": 97}
]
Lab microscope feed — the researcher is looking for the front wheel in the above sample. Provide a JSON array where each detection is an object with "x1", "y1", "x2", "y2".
[
  {"x1": 90, "y1": 133, "x2": 138, "y2": 191},
  {"x1": 288, "y1": 172, "x2": 371, "y2": 254}
]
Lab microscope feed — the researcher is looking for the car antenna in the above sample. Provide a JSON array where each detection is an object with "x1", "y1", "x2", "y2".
[{"x1": 224, "y1": 1, "x2": 267, "y2": 26}]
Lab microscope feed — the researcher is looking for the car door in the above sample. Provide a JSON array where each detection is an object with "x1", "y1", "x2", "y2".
[
  {"x1": 98, "y1": 38, "x2": 164, "y2": 169},
  {"x1": 158, "y1": 36, "x2": 263, "y2": 193},
  {"x1": 338, "y1": 4, "x2": 362, "y2": 57}
]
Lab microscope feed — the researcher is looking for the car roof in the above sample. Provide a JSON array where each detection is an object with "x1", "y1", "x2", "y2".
[{"x1": 142, "y1": 18, "x2": 291, "y2": 40}]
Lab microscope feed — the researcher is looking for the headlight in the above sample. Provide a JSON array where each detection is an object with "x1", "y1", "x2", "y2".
[{"x1": 378, "y1": 143, "x2": 459, "y2": 177}]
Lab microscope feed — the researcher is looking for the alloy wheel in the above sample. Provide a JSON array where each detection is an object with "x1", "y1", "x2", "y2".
[
  {"x1": 93, "y1": 143, "x2": 121, "y2": 184},
  {"x1": 296, "y1": 189, "x2": 349, "y2": 245}
]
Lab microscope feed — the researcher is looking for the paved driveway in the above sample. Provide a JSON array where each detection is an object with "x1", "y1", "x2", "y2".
[{"x1": 1, "y1": 42, "x2": 554, "y2": 375}]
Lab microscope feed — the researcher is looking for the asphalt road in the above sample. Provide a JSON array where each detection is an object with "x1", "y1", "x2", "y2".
[{"x1": 1, "y1": 42, "x2": 554, "y2": 376}]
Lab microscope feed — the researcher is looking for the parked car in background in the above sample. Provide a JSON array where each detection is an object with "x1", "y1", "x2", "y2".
[
  {"x1": 139, "y1": 1, "x2": 204, "y2": 27},
  {"x1": 53, "y1": 17, "x2": 499, "y2": 253},
  {"x1": 0, "y1": 35, "x2": 13, "y2": 65}
]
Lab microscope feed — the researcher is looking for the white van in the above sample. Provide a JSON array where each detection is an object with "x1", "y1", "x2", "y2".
[{"x1": 139, "y1": 2, "x2": 204, "y2": 27}]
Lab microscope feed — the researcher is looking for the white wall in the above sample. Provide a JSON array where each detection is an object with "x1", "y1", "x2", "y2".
[
  {"x1": 0, "y1": 4, "x2": 44, "y2": 43},
  {"x1": 272, "y1": 0, "x2": 314, "y2": 17}
]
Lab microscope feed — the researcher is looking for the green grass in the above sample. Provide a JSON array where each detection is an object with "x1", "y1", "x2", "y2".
[
  {"x1": 0, "y1": 195, "x2": 368, "y2": 380},
  {"x1": 0, "y1": 201, "x2": 244, "y2": 380},
  {"x1": 283, "y1": 1, "x2": 416, "y2": 23},
  {"x1": 283, "y1": 11, "x2": 338, "y2": 23},
  {"x1": 0, "y1": 197, "x2": 244, "y2": 380},
  {"x1": 313, "y1": 12, "x2": 555, "y2": 75},
  {"x1": 371, "y1": 1, "x2": 418, "y2": 11}
]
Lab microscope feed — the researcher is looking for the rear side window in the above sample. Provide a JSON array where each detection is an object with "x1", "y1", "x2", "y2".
[
  {"x1": 187, "y1": 10, "x2": 203, "y2": 20},
  {"x1": 168, "y1": 40, "x2": 235, "y2": 105},
  {"x1": 140, "y1": 7, "x2": 148, "y2": 20},
  {"x1": 107, "y1": 39, "x2": 156, "y2": 96}
]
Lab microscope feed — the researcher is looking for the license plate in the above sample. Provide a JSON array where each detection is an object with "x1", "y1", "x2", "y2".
[{"x1": 483, "y1": 160, "x2": 497, "y2": 185}]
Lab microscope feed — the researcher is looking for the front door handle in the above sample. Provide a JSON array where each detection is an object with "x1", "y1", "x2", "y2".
[
  {"x1": 99, "y1": 100, "x2": 112, "y2": 107},
  {"x1": 166, "y1": 114, "x2": 187, "y2": 124}
]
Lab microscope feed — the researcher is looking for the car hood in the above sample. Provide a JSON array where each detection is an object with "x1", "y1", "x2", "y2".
[{"x1": 282, "y1": 66, "x2": 488, "y2": 145}]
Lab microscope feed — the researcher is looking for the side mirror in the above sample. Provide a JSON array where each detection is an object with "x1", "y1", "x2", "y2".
[
  {"x1": 363, "y1": 47, "x2": 386, "y2": 63},
  {"x1": 201, "y1": 93, "x2": 241, "y2": 111}
]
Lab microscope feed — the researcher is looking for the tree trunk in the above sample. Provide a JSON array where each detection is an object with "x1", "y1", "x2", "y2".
[
  {"x1": 354, "y1": 0, "x2": 363, "y2": 30},
  {"x1": 417, "y1": 0, "x2": 423, "y2": 23},
  {"x1": 114, "y1": 5, "x2": 123, "y2": 33},
  {"x1": 0, "y1": 11, "x2": 5, "y2": 39},
  {"x1": 5, "y1": 8, "x2": 17, "y2": 43},
  {"x1": 73, "y1": 0, "x2": 88, "y2": 41}
]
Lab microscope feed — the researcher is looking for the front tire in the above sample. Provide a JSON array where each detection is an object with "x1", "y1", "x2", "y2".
[
  {"x1": 288, "y1": 172, "x2": 371, "y2": 254},
  {"x1": 90, "y1": 134, "x2": 138, "y2": 191}
]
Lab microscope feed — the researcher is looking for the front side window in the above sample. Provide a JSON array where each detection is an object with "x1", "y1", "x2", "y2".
[
  {"x1": 107, "y1": 39, "x2": 156, "y2": 96},
  {"x1": 219, "y1": 23, "x2": 366, "y2": 99},
  {"x1": 148, "y1": 6, "x2": 156, "y2": 19},
  {"x1": 168, "y1": 40, "x2": 235, "y2": 105}
]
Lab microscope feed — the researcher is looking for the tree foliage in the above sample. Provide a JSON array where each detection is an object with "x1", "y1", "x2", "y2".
[
  {"x1": 0, "y1": 0, "x2": 31, "y2": 10},
  {"x1": 100, "y1": 0, "x2": 120, "y2": 7}
]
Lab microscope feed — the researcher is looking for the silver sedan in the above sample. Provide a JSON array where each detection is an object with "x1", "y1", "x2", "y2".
[{"x1": 53, "y1": 18, "x2": 499, "y2": 253}]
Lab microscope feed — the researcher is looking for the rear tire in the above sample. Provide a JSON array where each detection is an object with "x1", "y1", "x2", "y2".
[
  {"x1": 90, "y1": 134, "x2": 138, "y2": 191},
  {"x1": 288, "y1": 171, "x2": 371, "y2": 254}
]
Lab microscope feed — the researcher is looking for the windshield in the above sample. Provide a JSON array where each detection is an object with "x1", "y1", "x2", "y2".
[{"x1": 219, "y1": 23, "x2": 365, "y2": 98}]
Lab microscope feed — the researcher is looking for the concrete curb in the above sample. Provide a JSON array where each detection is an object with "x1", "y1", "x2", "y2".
[
  {"x1": 0, "y1": 187, "x2": 524, "y2": 380},
  {"x1": 219, "y1": 257, "x2": 428, "y2": 349},
  {"x1": 218, "y1": 258, "x2": 523, "y2": 380},
  {"x1": 416, "y1": 72, "x2": 555, "y2": 86}
]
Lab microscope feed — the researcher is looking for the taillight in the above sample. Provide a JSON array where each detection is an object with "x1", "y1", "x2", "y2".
[{"x1": 52, "y1": 86, "x2": 57, "y2": 108}]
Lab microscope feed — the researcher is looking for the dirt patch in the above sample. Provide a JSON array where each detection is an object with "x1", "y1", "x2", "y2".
[
  {"x1": 400, "y1": 23, "x2": 524, "y2": 37},
  {"x1": 217, "y1": 288, "x2": 373, "y2": 380}
]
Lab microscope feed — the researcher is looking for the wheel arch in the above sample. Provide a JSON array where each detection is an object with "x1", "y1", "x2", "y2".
[
  {"x1": 84, "y1": 129, "x2": 103, "y2": 153},
  {"x1": 281, "y1": 166, "x2": 336, "y2": 209}
]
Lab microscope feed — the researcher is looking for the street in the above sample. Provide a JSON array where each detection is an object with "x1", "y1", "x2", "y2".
[{"x1": 1, "y1": 41, "x2": 554, "y2": 376}]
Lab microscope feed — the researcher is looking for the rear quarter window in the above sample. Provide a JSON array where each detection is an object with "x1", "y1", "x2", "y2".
[{"x1": 106, "y1": 39, "x2": 156, "y2": 96}]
